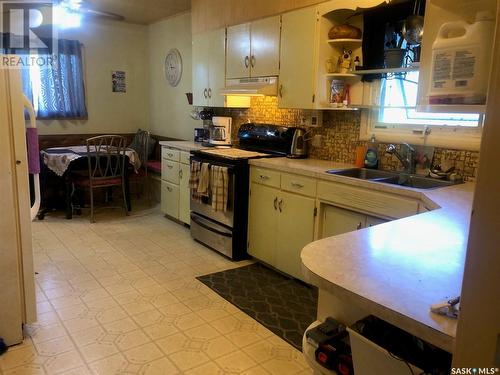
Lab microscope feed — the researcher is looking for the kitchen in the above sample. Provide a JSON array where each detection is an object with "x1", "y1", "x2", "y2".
[{"x1": 1, "y1": 0, "x2": 499, "y2": 374}]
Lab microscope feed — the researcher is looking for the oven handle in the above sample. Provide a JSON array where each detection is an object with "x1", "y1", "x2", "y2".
[
  {"x1": 191, "y1": 214, "x2": 232, "y2": 237},
  {"x1": 191, "y1": 157, "x2": 236, "y2": 171}
]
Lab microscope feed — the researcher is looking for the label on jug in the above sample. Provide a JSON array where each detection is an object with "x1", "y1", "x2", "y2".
[{"x1": 432, "y1": 47, "x2": 478, "y2": 91}]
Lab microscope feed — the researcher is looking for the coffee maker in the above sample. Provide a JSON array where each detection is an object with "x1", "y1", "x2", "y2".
[{"x1": 209, "y1": 116, "x2": 232, "y2": 147}]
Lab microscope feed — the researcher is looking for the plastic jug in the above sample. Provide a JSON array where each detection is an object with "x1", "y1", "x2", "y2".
[{"x1": 428, "y1": 12, "x2": 495, "y2": 105}]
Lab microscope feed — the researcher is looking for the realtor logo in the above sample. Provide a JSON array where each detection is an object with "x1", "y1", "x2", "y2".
[{"x1": 1, "y1": 1, "x2": 55, "y2": 54}]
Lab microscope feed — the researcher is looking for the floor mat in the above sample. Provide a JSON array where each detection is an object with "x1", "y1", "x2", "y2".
[{"x1": 196, "y1": 263, "x2": 318, "y2": 350}]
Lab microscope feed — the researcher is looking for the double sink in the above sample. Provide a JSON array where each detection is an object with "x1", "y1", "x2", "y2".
[{"x1": 326, "y1": 168, "x2": 462, "y2": 189}]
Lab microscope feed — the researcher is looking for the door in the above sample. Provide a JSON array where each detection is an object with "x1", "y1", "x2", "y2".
[
  {"x1": 208, "y1": 28, "x2": 226, "y2": 107},
  {"x1": 248, "y1": 182, "x2": 279, "y2": 265},
  {"x1": 250, "y1": 16, "x2": 281, "y2": 77},
  {"x1": 226, "y1": 22, "x2": 251, "y2": 79},
  {"x1": 192, "y1": 33, "x2": 209, "y2": 106},
  {"x1": 321, "y1": 205, "x2": 366, "y2": 238},
  {"x1": 161, "y1": 180, "x2": 180, "y2": 219},
  {"x1": 178, "y1": 163, "x2": 191, "y2": 224},
  {"x1": 276, "y1": 191, "x2": 315, "y2": 281},
  {"x1": 279, "y1": 7, "x2": 318, "y2": 109}
]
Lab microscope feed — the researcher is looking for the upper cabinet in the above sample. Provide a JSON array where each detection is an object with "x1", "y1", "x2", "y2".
[
  {"x1": 192, "y1": 28, "x2": 226, "y2": 107},
  {"x1": 226, "y1": 16, "x2": 281, "y2": 79},
  {"x1": 278, "y1": 7, "x2": 319, "y2": 109}
]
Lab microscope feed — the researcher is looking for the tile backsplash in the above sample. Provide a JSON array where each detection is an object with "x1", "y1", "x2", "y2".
[{"x1": 213, "y1": 96, "x2": 480, "y2": 181}]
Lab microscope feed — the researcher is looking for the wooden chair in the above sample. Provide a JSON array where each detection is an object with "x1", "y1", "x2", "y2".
[
  {"x1": 128, "y1": 129, "x2": 151, "y2": 203},
  {"x1": 73, "y1": 135, "x2": 129, "y2": 223}
]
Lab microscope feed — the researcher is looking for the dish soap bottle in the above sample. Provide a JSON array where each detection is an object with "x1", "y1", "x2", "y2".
[{"x1": 364, "y1": 135, "x2": 379, "y2": 169}]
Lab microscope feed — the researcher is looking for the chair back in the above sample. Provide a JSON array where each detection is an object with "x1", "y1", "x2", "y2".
[
  {"x1": 134, "y1": 130, "x2": 150, "y2": 169},
  {"x1": 85, "y1": 135, "x2": 126, "y2": 184}
]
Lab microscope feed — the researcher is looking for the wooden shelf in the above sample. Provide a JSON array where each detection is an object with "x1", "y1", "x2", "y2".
[
  {"x1": 327, "y1": 38, "x2": 363, "y2": 44},
  {"x1": 325, "y1": 73, "x2": 359, "y2": 78},
  {"x1": 319, "y1": 105, "x2": 360, "y2": 111},
  {"x1": 354, "y1": 65, "x2": 419, "y2": 75},
  {"x1": 416, "y1": 104, "x2": 486, "y2": 114}
]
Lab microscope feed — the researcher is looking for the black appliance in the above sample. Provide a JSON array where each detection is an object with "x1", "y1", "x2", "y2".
[{"x1": 189, "y1": 123, "x2": 296, "y2": 260}]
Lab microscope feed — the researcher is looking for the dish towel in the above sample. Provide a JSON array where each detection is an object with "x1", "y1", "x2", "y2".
[
  {"x1": 197, "y1": 163, "x2": 211, "y2": 197},
  {"x1": 189, "y1": 161, "x2": 202, "y2": 202},
  {"x1": 211, "y1": 165, "x2": 229, "y2": 212}
]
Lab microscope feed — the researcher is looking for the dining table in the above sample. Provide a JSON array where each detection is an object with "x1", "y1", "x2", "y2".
[{"x1": 39, "y1": 145, "x2": 140, "y2": 219}]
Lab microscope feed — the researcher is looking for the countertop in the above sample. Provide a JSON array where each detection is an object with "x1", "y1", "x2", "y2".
[
  {"x1": 159, "y1": 140, "x2": 205, "y2": 152},
  {"x1": 249, "y1": 157, "x2": 474, "y2": 352}
]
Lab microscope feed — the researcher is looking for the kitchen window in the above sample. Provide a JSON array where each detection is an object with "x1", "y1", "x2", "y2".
[{"x1": 361, "y1": 71, "x2": 483, "y2": 150}]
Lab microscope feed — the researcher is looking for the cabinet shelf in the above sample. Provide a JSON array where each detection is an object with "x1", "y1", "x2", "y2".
[
  {"x1": 327, "y1": 38, "x2": 363, "y2": 45},
  {"x1": 354, "y1": 64, "x2": 419, "y2": 75},
  {"x1": 416, "y1": 104, "x2": 486, "y2": 114},
  {"x1": 325, "y1": 73, "x2": 360, "y2": 78}
]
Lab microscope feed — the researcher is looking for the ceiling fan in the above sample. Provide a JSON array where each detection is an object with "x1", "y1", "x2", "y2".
[{"x1": 57, "y1": 0, "x2": 125, "y2": 23}]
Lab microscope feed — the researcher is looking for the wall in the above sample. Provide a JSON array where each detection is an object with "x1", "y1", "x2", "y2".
[
  {"x1": 37, "y1": 19, "x2": 149, "y2": 135},
  {"x1": 148, "y1": 12, "x2": 199, "y2": 140}
]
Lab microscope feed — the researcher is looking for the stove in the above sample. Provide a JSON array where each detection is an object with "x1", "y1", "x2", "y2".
[{"x1": 189, "y1": 123, "x2": 300, "y2": 260}]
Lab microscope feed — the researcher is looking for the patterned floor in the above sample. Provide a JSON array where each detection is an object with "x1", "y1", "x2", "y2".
[
  {"x1": 0, "y1": 205, "x2": 313, "y2": 375},
  {"x1": 197, "y1": 264, "x2": 318, "y2": 351}
]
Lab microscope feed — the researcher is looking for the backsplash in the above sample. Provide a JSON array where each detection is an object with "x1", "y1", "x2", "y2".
[{"x1": 213, "y1": 96, "x2": 480, "y2": 181}]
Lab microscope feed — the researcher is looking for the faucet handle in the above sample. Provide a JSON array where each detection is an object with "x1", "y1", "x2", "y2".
[{"x1": 385, "y1": 144, "x2": 397, "y2": 154}]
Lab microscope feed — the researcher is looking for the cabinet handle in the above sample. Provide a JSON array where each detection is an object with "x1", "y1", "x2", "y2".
[
  {"x1": 279, "y1": 84, "x2": 283, "y2": 98},
  {"x1": 278, "y1": 199, "x2": 283, "y2": 213},
  {"x1": 244, "y1": 55, "x2": 249, "y2": 68},
  {"x1": 251, "y1": 55, "x2": 256, "y2": 68},
  {"x1": 203, "y1": 88, "x2": 208, "y2": 98},
  {"x1": 167, "y1": 153, "x2": 173, "y2": 157},
  {"x1": 167, "y1": 165, "x2": 173, "y2": 169},
  {"x1": 274, "y1": 197, "x2": 278, "y2": 210},
  {"x1": 259, "y1": 175, "x2": 270, "y2": 180},
  {"x1": 167, "y1": 186, "x2": 172, "y2": 192},
  {"x1": 356, "y1": 222, "x2": 362, "y2": 230},
  {"x1": 179, "y1": 169, "x2": 183, "y2": 178},
  {"x1": 208, "y1": 88, "x2": 212, "y2": 98},
  {"x1": 291, "y1": 182, "x2": 304, "y2": 188}
]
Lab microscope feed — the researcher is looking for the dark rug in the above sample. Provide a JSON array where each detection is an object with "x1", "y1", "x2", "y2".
[{"x1": 196, "y1": 263, "x2": 318, "y2": 350}]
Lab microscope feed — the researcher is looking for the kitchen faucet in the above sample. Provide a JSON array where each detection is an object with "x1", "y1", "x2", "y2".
[{"x1": 386, "y1": 143, "x2": 416, "y2": 174}]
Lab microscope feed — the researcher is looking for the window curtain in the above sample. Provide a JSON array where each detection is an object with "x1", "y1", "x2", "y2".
[
  {"x1": 0, "y1": 33, "x2": 33, "y2": 102},
  {"x1": 37, "y1": 39, "x2": 87, "y2": 119}
]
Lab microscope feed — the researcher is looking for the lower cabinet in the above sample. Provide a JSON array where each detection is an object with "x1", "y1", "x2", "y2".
[
  {"x1": 178, "y1": 163, "x2": 191, "y2": 224},
  {"x1": 248, "y1": 182, "x2": 315, "y2": 281},
  {"x1": 321, "y1": 205, "x2": 388, "y2": 239},
  {"x1": 161, "y1": 181, "x2": 179, "y2": 219}
]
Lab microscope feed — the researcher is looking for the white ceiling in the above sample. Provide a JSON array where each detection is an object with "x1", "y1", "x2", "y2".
[{"x1": 84, "y1": 0, "x2": 191, "y2": 25}]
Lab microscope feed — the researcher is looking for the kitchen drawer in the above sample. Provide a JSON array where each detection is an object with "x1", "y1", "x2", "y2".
[
  {"x1": 161, "y1": 180, "x2": 179, "y2": 219},
  {"x1": 250, "y1": 167, "x2": 280, "y2": 188},
  {"x1": 281, "y1": 173, "x2": 317, "y2": 197},
  {"x1": 317, "y1": 181, "x2": 419, "y2": 219},
  {"x1": 180, "y1": 151, "x2": 191, "y2": 165},
  {"x1": 162, "y1": 147, "x2": 180, "y2": 162},
  {"x1": 162, "y1": 159, "x2": 180, "y2": 184}
]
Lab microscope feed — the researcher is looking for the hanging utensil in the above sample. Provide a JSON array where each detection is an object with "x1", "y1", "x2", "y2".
[{"x1": 402, "y1": 0, "x2": 424, "y2": 45}]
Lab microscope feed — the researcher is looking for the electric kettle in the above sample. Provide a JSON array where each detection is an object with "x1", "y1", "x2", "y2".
[{"x1": 287, "y1": 128, "x2": 308, "y2": 159}]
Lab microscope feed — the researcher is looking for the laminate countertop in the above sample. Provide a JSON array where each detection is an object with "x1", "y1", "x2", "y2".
[
  {"x1": 159, "y1": 141, "x2": 206, "y2": 152},
  {"x1": 249, "y1": 157, "x2": 475, "y2": 352}
]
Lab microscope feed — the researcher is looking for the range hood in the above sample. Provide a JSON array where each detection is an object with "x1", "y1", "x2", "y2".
[{"x1": 220, "y1": 77, "x2": 278, "y2": 96}]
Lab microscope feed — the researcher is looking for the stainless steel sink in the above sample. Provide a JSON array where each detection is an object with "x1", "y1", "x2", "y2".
[{"x1": 326, "y1": 168, "x2": 462, "y2": 190}]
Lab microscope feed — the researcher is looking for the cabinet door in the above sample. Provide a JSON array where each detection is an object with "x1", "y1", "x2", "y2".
[
  {"x1": 276, "y1": 191, "x2": 315, "y2": 281},
  {"x1": 248, "y1": 182, "x2": 279, "y2": 266},
  {"x1": 321, "y1": 205, "x2": 366, "y2": 238},
  {"x1": 365, "y1": 215, "x2": 387, "y2": 228},
  {"x1": 192, "y1": 33, "x2": 209, "y2": 107},
  {"x1": 178, "y1": 163, "x2": 191, "y2": 224},
  {"x1": 161, "y1": 181, "x2": 179, "y2": 219},
  {"x1": 208, "y1": 28, "x2": 226, "y2": 107},
  {"x1": 279, "y1": 7, "x2": 318, "y2": 109},
  {"x1": 250, "y1": 16, "x2": 281, "y2": 77},
  {"x1": 226, "y1": 23, "x2": 251, "y2": 79}
]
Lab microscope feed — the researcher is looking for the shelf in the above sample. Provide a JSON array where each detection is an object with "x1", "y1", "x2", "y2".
[
  {"x1": 319, "y1": 106, "x2": 360, "y2": 111},
  {"x1": 354, "y1": 65, "x2": 419, "y2": 75},
  {"x1": 327, "y1": 38, "x2": 363, "y2": 44},
  {"x1": 325, "y1": 73, "x2": 359, "y2": 78},
  {"x1": 416, "y1": 104, "x2": 486, "y2": 114}
]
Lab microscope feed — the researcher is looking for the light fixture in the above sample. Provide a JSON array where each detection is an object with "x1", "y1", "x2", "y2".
[{"x1": 54, "y1": 0, "x2": 82, "y2": 29}]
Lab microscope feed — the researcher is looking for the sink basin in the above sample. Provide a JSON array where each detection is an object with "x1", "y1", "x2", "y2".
[{"x1": 326, "y1": 168, "x2": 462, "y2": 190}]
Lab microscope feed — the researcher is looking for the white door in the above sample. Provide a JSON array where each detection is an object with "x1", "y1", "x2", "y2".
[
  {"x1": 321, "y1": 205, "x2": 366, "y2": 238},
  {"x1": 208, "y1": 28, "x2": 226, "y2": 107},
  {"x1": 279, "y1": 7, "x2": 318, "y2": 109},
  {"x1": 250, "y1": 16, "x2": 281, "y2": 77},
  {"x1": 178, "y1": 163, "x2": 191, "y2": 224},
  {"x1": 276, "y1": 191, "x2": 315, "y2": 281},
  {"x1": 248, "y1": 182, "x2": 279, "y2": 266},
  {"x1": 192, "y1": 33, "x2": 209, "y2": 106},
  {"x1": 226, "y1": 22, "x2": 251, "y2": 79}
]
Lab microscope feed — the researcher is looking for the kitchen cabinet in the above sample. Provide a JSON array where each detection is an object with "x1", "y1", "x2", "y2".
[
  {"x1": 226, "y1": 16, "x2": 281, "y2": 79},
  {"x1": 192, "y1": 28, "x2": 226, "y2": 107},
  {"x1": 321, "y1": 205, "x2": 387, "y2": 239},
  {"x1": 248, "y1": 167, "x2": 317, "y2": 281},
  {"x1": 160, "y1": 147, "x2": 191, "y2": 224},
  {"x1": 279, "y1": 7, "x2": 319, "y2": 109}
]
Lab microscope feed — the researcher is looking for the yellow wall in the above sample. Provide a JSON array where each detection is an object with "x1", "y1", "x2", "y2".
[
  {"x1": 37, "y1": 19, "x2": 149, "y2": 135},
  {"x1": 148, "y1": 12, "x2": 200, "y2": 140}
]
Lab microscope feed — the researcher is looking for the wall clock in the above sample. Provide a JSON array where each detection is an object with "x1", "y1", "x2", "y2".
[{"x1": 164, "y1": 48, "x2": 182, "y2": 87}]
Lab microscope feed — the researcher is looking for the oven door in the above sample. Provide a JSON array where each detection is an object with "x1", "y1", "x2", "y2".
[
  {"x1": 190, "y1": 158, "x2": 235, "y2": 228},
  {"x1": 190, "y1": 213, "x2": 233, "y2": 258}
]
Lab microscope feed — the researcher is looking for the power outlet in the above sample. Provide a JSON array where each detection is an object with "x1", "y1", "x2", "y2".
[{"x1": 299, "y1": 110, "x2": 323, "y2": 127}]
